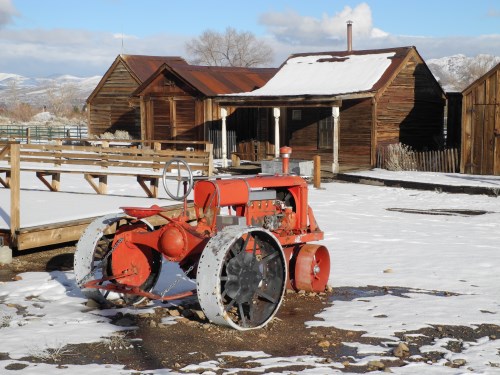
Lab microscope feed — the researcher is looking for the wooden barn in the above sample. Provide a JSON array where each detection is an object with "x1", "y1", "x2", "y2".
[
  {"x1": 129, "y1": 64, "x2": 277, "y2": 152},
  {"x1": 461, "y1": 62, "x2": 500, "y2": 175},
  {"x1": 86, "y1": 54, "x2": 188, "y2": 138},
  {"x1": 218, "y1": 46, "x2": 445, "y2": 172}
]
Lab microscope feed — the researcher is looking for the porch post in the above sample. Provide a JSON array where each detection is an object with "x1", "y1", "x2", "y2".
[
  {"x1": 273, "y1": 107, "x2": 280, "y2": 158},
  {"x1": 221, "y1": 107, "x2": 228, "y2": 168},
  {"x1": 332, "y1": 106, "x2": 340, "y2": 173}
]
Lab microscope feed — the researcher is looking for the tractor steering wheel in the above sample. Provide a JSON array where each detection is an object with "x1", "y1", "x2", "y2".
[{"x1": 162, "y1": 158, "x2": 194, "y2": 201}]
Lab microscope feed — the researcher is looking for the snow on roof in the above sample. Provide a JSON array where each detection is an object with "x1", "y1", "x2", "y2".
[{"x1": 232, "y1": 52, "x2": 395, "y2": 97}]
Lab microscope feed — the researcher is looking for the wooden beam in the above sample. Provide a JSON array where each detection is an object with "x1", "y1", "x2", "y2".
[
  {"x1": 137, "y1": 176, "x2": 159, "y2": 198},
  {"x1": 84, "y1": 173, "x2": 108, "y2": 194},
  {"x1": 36, "y1": 172, "x2": 60, "y2": 191},
  {"x1": 0, "y1": 170, "x2": 10, "y2": 188},
  {"x1": 10, "y1": 143, "x2": 20, "y2": 246}
]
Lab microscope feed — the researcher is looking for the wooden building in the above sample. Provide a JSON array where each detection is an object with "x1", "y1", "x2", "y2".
[
  {"x1": 461, "y1": 62, "x2": 500, "y2": 175},
  {"x1": 86, "y1": 54, "x2": 188, "y2": 138},
  {"x1": 218, "y1": 46, "x2": 445, "y2": 172},
  {"x1": 129, "y1": 64, "x2": 276, "y2": 153}
]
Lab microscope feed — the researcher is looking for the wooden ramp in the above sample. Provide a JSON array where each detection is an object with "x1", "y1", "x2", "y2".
[{"x1": 6, "y1": 203, "x2": 196, "y2": 251}]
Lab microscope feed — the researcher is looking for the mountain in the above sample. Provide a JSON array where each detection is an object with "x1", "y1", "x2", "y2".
[
  {"x1": 427, "y1": 54, "x2": 500, "y2": 92},
  {"x1": 0, "y1": 73, "x2": 102, "y2": 108}
]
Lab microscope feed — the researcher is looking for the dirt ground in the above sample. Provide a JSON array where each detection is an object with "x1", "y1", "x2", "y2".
[{"x1": 1, "y1": 245, "x2": 499, "y2": 373}]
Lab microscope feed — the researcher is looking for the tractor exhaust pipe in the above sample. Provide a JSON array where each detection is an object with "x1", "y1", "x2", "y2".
[{"x1": 280, "y1": 146, "x2": 292, "y2": 175}]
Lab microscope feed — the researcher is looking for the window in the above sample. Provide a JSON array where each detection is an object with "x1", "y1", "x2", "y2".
[
  {"x1": 318, "y1": 115, "x2": 333, "y2": 149},
  {"x1": 292, "y1": 110, "x2": 302, "y2": 121}
]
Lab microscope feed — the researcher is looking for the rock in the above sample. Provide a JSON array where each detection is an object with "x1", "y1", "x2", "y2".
[
  {"x1": 368, "y1": 360, "x2": 385, "y2": 370},
  {"x1": 12, "y1": 275, "x2": 22, "y2": 281},
  {"x1": 325, "y1": 284, "x2": 334, "y2": 293},
  {"x1": 193, "y1": 309, "x2": 206, "y2": 321},
  {"x1": 393, "y1": 342, "x2": 410, "y2": 358},
  {"x1": 383, "y1": 268, "x2": 393, "y2": 273},
  {"x1": 149, "y1": 320, "x2": 157, "y2": 328},
  {"x1": 85, "y1": 299, "x2": 101, "y2": 309},
  {"x1": 0, "y1": 246, "x2": 12, "y2": 265},
  {"x1": 114, "y1": 317, "x2": 134, "y2": 327},
  {"x1": 168, "y1": 308, "x2": 180, "y2": 317},
  {"x1": 452, "y1": 358, "x2": 466, "y2": 367},
  {"x1": 318, "y1": 340, "x2": 330, "y2": 348}
]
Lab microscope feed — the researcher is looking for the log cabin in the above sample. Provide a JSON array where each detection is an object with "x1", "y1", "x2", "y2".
[
  {"x1": 128, "y1": 64, "x2": 277, "y2": 153},
  {"x1": 86, "y1": 54, "x2": 188, "y2": 138},
  {"x1": 461, "y1": 62, "x2": 500, "y2": 175},
  {"x1": 218, "y1": 46, "x2": 446, "y2": 172}
]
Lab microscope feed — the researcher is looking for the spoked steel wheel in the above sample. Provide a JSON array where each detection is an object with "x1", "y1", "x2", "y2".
[
  {"x1": 74, "y1": 213, "x2": 162, "y2": 307},
  {"x1": 197, "y1": 226, "x2": 287, "y2": 330}
]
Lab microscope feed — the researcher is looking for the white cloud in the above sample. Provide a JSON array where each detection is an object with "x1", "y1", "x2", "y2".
[
  {"x1": 259, "y1": 3, "x2": 382, "y2": 45},
  {"x1": 487, "y1": 8, "x2": 500, "y2": 17},
  {"x1": 0, "y1": 0, "x2": 17, "y2": 28},
  {"x1": 0, "y1": 28, "x2": 189, "y2": 76},
  {"x1": 259, "y1": 3, "x2": 500, "y2": 64}
]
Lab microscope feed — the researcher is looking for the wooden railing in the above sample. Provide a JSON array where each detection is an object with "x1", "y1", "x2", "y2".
[
  {"x1": 376, "y1": 144, "x2": 459, "y2": 173},
  {"x1": 0, "y1": 140, "x2": 213, "y2": 197}
]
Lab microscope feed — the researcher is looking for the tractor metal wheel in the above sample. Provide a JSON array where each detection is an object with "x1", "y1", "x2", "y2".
[
  {"x1": 196, "y1": 226, "x2": 287, "y2": 330},
  {"x1": 74, "y1": 213, "x2": 162, "y2": 307},
  {"x1": 294, "y1": 244, "x2": 330, "y2": 292}
]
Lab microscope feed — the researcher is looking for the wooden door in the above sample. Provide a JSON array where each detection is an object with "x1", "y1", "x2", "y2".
[{"x1": 473, "y1": 104, "x2": 499, "y2": 175}]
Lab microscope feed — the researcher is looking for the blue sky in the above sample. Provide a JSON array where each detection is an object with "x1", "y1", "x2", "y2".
[{"x1": 1, "y1": 0, "x2": 499, "y2": 77}]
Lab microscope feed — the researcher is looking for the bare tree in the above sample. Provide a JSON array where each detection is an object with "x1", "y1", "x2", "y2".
[
  {"x1": 185, "y1": 27, "x2": 274, "y2": 67},
  {"x1": 45, "y1": 82, "x2": 78, "y2": 117},
  {"x1": 461, "y1": 55, "x2": 499, "y2": 88}
]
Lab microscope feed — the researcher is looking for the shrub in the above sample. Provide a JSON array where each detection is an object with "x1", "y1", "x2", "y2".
[{"x1": 385, "y1": 143, "x2": 417, "y2": 171}]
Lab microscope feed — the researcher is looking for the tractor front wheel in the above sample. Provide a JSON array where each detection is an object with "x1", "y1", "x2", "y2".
[{"x1": 196, "y1": 226, "x2": 287, "y2": 330}]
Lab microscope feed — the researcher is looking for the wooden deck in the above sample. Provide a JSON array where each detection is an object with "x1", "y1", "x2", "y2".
[{"x1": 0, "y1": 140, "x2": 207, "y2": 251}]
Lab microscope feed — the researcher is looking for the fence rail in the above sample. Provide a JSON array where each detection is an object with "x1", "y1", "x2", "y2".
[
  {"x1": 376, "y1": 144, "x2": 460, "y2": 173},
  {"x1": 0, "y1": 125, "x2": 88, "y2": 143}
]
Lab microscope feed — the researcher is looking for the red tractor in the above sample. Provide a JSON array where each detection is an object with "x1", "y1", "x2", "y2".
[{"x1": 74, "y1": 147, "x2": 330, "y2": 330}]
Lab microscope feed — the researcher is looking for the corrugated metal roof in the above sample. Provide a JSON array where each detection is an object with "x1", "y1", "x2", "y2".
[
  {"x1": 120, "y1": 54, "x2": 188, "y2": 82},
  {"x1": 171, "y1": 65, "x2": 277, "y2": 96},
  {"x1": 133, "y1": 64, "x2": 277, "y2": 97}
]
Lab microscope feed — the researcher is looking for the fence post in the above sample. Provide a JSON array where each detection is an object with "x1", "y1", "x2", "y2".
[
  {"x1": 9, "y1": 143, "x2": 20, "y2": 247},
  {"x1": 313, "y1": 155, "x2": 321, "y2": 188}
]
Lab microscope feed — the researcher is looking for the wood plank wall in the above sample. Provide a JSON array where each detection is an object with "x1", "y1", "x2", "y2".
[
  {"x1": 376, "y1": 56, "x2": 444, "y2": 151},
  {"x1": 461, "y1": 66, "x2": 500, "y2": 175},
  {"x1": 89, "y1": 61, "x2": 141, "y2": 138}
]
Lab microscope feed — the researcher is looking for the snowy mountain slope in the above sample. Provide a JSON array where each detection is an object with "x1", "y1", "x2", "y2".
[
  {"x1": 0, "y1": 74, "x2": 102, "y2": 107},
  {"x1": 427, "y1": 53, "x2": 500, "y2": 92}
]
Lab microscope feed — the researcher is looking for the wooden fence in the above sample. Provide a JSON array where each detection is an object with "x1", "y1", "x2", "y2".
[{"x1": 376, "y1": 144, "x2": 460, "y2": 173}]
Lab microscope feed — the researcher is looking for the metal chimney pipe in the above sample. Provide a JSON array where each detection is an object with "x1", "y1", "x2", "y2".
[{"x1": 346, "y1": 20, "x2": 353, "y2": 51}]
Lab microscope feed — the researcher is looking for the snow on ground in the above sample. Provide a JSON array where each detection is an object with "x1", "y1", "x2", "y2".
[
  {"x1": 346, "y1": 168, "x2": 500, "y2": 189},
  {"x1": 0, "y1": 170, "x2": 499, "y2": 374}
]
